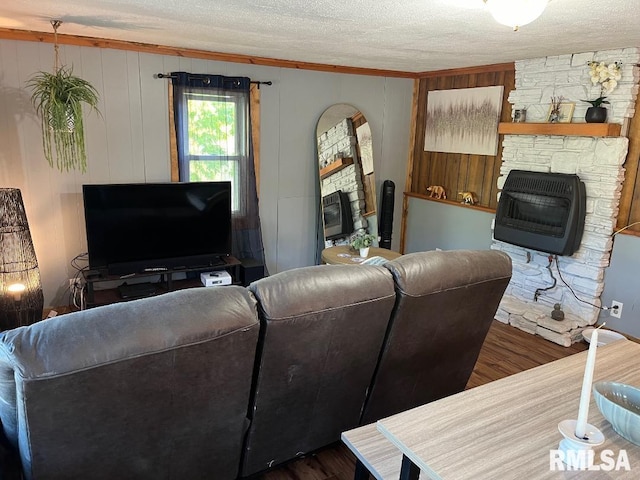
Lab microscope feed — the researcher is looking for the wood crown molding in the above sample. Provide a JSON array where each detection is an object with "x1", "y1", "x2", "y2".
[
  {"x1": 0, "y1": 28, "x2": 515, "y2": 79},
  {"x1": 416, "y1": 62, "x2": 515, "y2": 78},
  {"x1": 0, "y1": 27, "x2": 417, "y2": 79}
]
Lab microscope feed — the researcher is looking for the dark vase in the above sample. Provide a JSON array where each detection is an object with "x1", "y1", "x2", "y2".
[{"x1": 585, "y1": 106, "x2": 607, "y2": 123}]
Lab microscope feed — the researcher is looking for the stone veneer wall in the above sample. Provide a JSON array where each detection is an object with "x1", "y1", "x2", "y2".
[
  {"x1": 318, "y1": 119, "x2": 368, "y2": 243},
  {"x1": 492, "y1": 48, "x2": 640, "y2": 346}
]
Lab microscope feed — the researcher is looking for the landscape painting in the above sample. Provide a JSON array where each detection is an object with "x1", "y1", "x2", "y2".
[{"x1": 424, "y1": 86, "x2": 504, "y2": 155}]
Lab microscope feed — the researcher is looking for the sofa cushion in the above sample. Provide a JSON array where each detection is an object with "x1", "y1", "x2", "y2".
[
  {"x1": 241, "y1": 264, "x2": 396, "y2": 476},
  {"x1": 0, "y1": 286, "x2": 259, "y2": 480},
  {"x1": 360, "y1": 249, "x2": 512, "y2": 423}
]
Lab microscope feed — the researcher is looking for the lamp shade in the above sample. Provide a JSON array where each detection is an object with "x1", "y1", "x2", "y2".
[
  {"x1": 0, "y1": 188, "x2": 44, "y2": 330},
  {"x1": 484, "y1": 0, "x2": 548, "y2": 30}
]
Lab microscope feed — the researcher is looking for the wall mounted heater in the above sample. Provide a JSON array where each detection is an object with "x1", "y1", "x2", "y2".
[
  {"x1": 322, "y1": 190, "x2": 353, "y2": 240},
  {"x1": 494, "y1": 170, "x2": 586, "y2": 256}
]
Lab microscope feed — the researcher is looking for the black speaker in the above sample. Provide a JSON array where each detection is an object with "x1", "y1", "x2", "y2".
[
  {"x1": 378, "y1": 180, "x2": 395, "y2": 250},
  {"x1": 239, "y1": 258, "x2": 265, "y2": 286}
]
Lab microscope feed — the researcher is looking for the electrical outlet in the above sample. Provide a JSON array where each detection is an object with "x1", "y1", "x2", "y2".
[
  {"x1": 69, "y1": 278, "x2": 76, "y2": 287},
  {"x1": 610, "y1": 300, "x2": 623, "y2": 319}
]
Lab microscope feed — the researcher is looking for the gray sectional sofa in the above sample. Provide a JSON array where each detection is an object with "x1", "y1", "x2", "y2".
[{"x1": 0, "y1": 250, "x2": 511, "y2": 479}]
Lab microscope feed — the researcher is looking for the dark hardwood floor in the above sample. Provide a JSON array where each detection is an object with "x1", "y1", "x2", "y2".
[{"x1": 255, "y1": 320, "x2": 588, "y2": 480}]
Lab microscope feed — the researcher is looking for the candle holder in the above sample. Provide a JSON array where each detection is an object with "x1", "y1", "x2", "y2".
[{"x1": 558, "y1": 419, "x2": 604, "y2": 469}]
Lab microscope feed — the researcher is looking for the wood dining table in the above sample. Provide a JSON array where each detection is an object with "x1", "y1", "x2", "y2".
[{"x1": 344, "y1": 338, "x2": 640, "y2": 479}]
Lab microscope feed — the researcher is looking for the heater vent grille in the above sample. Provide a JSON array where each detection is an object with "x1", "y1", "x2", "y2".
[
  {"x1": 504, "y1": 175, "x2": 575, "y2": 197},
  {"x1": 499, "y1": 192, "x2": 571, "y2": 237},
  {"x1": 495, "y1": 170, "x2": 586, "y2": 256}
]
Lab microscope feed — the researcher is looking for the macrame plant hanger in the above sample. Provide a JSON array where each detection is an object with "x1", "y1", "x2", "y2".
[
  {"x1": 52, "y1": 20, "x2": 62, "y2": 71},
  {"x1": 27, "y1": 19, "x2": 100, "y2": 173}
]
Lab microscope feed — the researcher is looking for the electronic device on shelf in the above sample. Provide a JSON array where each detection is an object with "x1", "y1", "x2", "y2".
[
  {"x1": 83, "y1": 182, "x2": 232, "y2": 275},
  {"x1": 200, "y1": 270, "x2": 232, "y2": 287},
  {"x1": 117, "y1": 282, "x2": 157, "y2": 299}
]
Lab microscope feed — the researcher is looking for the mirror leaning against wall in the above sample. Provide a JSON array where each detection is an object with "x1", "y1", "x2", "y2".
[{"x1": 316, "y1": 104, "x2": 378, "y2": 252}]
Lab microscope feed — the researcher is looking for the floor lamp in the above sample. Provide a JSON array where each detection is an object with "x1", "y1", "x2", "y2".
[{"x1": 0, "y1": 188, "x2": 44, "y2": 330}]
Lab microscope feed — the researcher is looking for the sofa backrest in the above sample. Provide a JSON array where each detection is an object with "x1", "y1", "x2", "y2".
[
  {"x1": 0, "y1": 286, "x2": 259, "y2": 480},
  {"x1": 241, "y1": 264, "x2": 396, "y2": 476},
  {"x1": 360, "y1": 249, "x2": 512, "y2": 424}
]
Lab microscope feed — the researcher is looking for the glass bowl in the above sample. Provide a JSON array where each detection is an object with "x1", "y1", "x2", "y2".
[{"x1": 593, "y1": 381, "x2": 640, "y2": 446}]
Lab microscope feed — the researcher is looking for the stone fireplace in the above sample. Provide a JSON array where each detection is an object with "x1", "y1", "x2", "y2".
[{"x1": 491, "y1": 48, "x2": 640, "y2": 346}]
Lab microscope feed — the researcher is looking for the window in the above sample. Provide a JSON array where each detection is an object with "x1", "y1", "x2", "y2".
[
  {"x1": 169, "y1": 73, "x2": 265, "y2": 263},
  {"x1": 181, "y1": 91, "x2": 248, "y2": 213}
]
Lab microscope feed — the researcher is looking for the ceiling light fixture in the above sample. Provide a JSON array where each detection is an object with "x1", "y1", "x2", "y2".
[{"x1": 483, "y1": 0, "x2": 549, "y2": 31}]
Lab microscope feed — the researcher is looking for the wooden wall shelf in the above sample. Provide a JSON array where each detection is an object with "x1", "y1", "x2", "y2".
[
  {"x1": 320, "y1": 157, "x2": 353, "y2": 179},
  {"x1": 498, "y1": 122, "x2": 621, "y2": 137},
  {"x1": 404, "y1": 192, "x2": 496, "y2": 214}
]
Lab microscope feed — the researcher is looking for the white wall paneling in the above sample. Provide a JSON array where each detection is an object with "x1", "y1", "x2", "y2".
[{"x1": 0, "y1": 38, "x2": 413, "y2": 308}]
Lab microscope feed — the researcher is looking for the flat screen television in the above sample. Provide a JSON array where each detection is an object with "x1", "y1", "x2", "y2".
[{"x1": 83, "y1": 182, "x2": 232, "y2": 275}]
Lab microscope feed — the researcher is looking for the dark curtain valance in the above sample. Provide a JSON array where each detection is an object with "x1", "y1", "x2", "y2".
[{"x1": 170, "y1": 72, "x2": 251, "y2": 91}]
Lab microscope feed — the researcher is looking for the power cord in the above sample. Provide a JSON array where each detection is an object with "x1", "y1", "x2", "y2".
[
  {"x1": 612, "y1": 221, "x2": 640, "y2": 236},
  {"x1": 533, "y1": 254, "x2": 617, "y2": 313},
  {"x1": 69, "y1": 252, "x2": 89, "y2": 310},
  {"x1": 533, "y1": 255, "x2": 556, "y2": 301},
  {"x1": 554, "y1": 255, "x2": 611, "y2": 311},
  {"x1": 533, "y1": 221, "x2": 638, "y2": 311}
]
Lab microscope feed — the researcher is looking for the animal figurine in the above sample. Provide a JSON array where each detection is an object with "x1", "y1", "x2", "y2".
[
  {"x1": 427, "y1": 185, "x2": 446, "y2": 199},
  {"x1": 458, "y1": 191, "x2": 478, "y2": 205}
]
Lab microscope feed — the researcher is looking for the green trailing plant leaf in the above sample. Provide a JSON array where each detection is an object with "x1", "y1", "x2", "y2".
[{"x1": 27, "y1": 66, "x2": 100, "y2": 172}]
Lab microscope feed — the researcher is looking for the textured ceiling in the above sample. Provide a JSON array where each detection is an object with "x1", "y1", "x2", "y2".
[{"x1": 1, "y1": 0, "x2": 639, "y2": 73}]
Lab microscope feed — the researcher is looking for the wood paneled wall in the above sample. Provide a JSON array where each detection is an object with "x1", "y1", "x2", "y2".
[
  {"x1": 408, "y1": 65, "x2": 515, "y2": 210},
  {"x1": 406, "y1": 63, "x2": 640, "y2": 237},
  {"x1": 617, "y1": 92, "x2": 640, "y2": 236}
]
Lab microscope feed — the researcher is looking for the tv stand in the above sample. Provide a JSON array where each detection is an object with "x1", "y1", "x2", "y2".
[{"x1": 82, "y1": 257, "x2": 241, "y2": 308}]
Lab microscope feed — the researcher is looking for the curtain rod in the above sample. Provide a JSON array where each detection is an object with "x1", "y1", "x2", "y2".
[{"x1": 155, "y1": 73, "x2": 272, "y2": 88}]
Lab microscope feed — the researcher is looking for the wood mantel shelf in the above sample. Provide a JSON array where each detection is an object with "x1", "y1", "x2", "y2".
[
  {"x1": 319, "y1": 157, "x2": 354, "y2": 179},
  {"x1": 498, "y1": 122, "x2": 621, "y2": 137}
]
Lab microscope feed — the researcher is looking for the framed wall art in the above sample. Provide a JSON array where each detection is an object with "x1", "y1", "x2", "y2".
[
  {"x1": 424, "y1": 85, "x2": 504, "y2": 156},
  {"x1": 546, "y1": 102, "x2": 575, "y2": 123}
]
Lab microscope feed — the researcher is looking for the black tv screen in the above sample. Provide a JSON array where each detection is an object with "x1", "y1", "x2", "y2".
[{"x1": 83, "y1": 182, "x2": 232, "y2": 274}]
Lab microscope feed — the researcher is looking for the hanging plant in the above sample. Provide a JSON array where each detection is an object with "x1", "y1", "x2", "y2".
[{"x1": 26, "y1": 20, "x2": 100, "y2": 173}]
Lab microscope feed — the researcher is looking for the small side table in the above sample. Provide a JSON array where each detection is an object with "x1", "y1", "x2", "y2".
[{"x1": 321, "y1": 245, "x2": 402, "y2": 265}]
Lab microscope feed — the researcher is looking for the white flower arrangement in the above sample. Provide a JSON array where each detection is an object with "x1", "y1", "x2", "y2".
[
  {"x1": 588, "y1": 61, "x2": 622, "y2": 94},
  {"x1": 583, "y1": 61, "x2": 622, "y2": 108}
]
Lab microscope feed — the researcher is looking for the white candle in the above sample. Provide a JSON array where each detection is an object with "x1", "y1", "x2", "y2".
[{"x1": 575, "y1": 328, "x2": 599, "y2": 439}]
